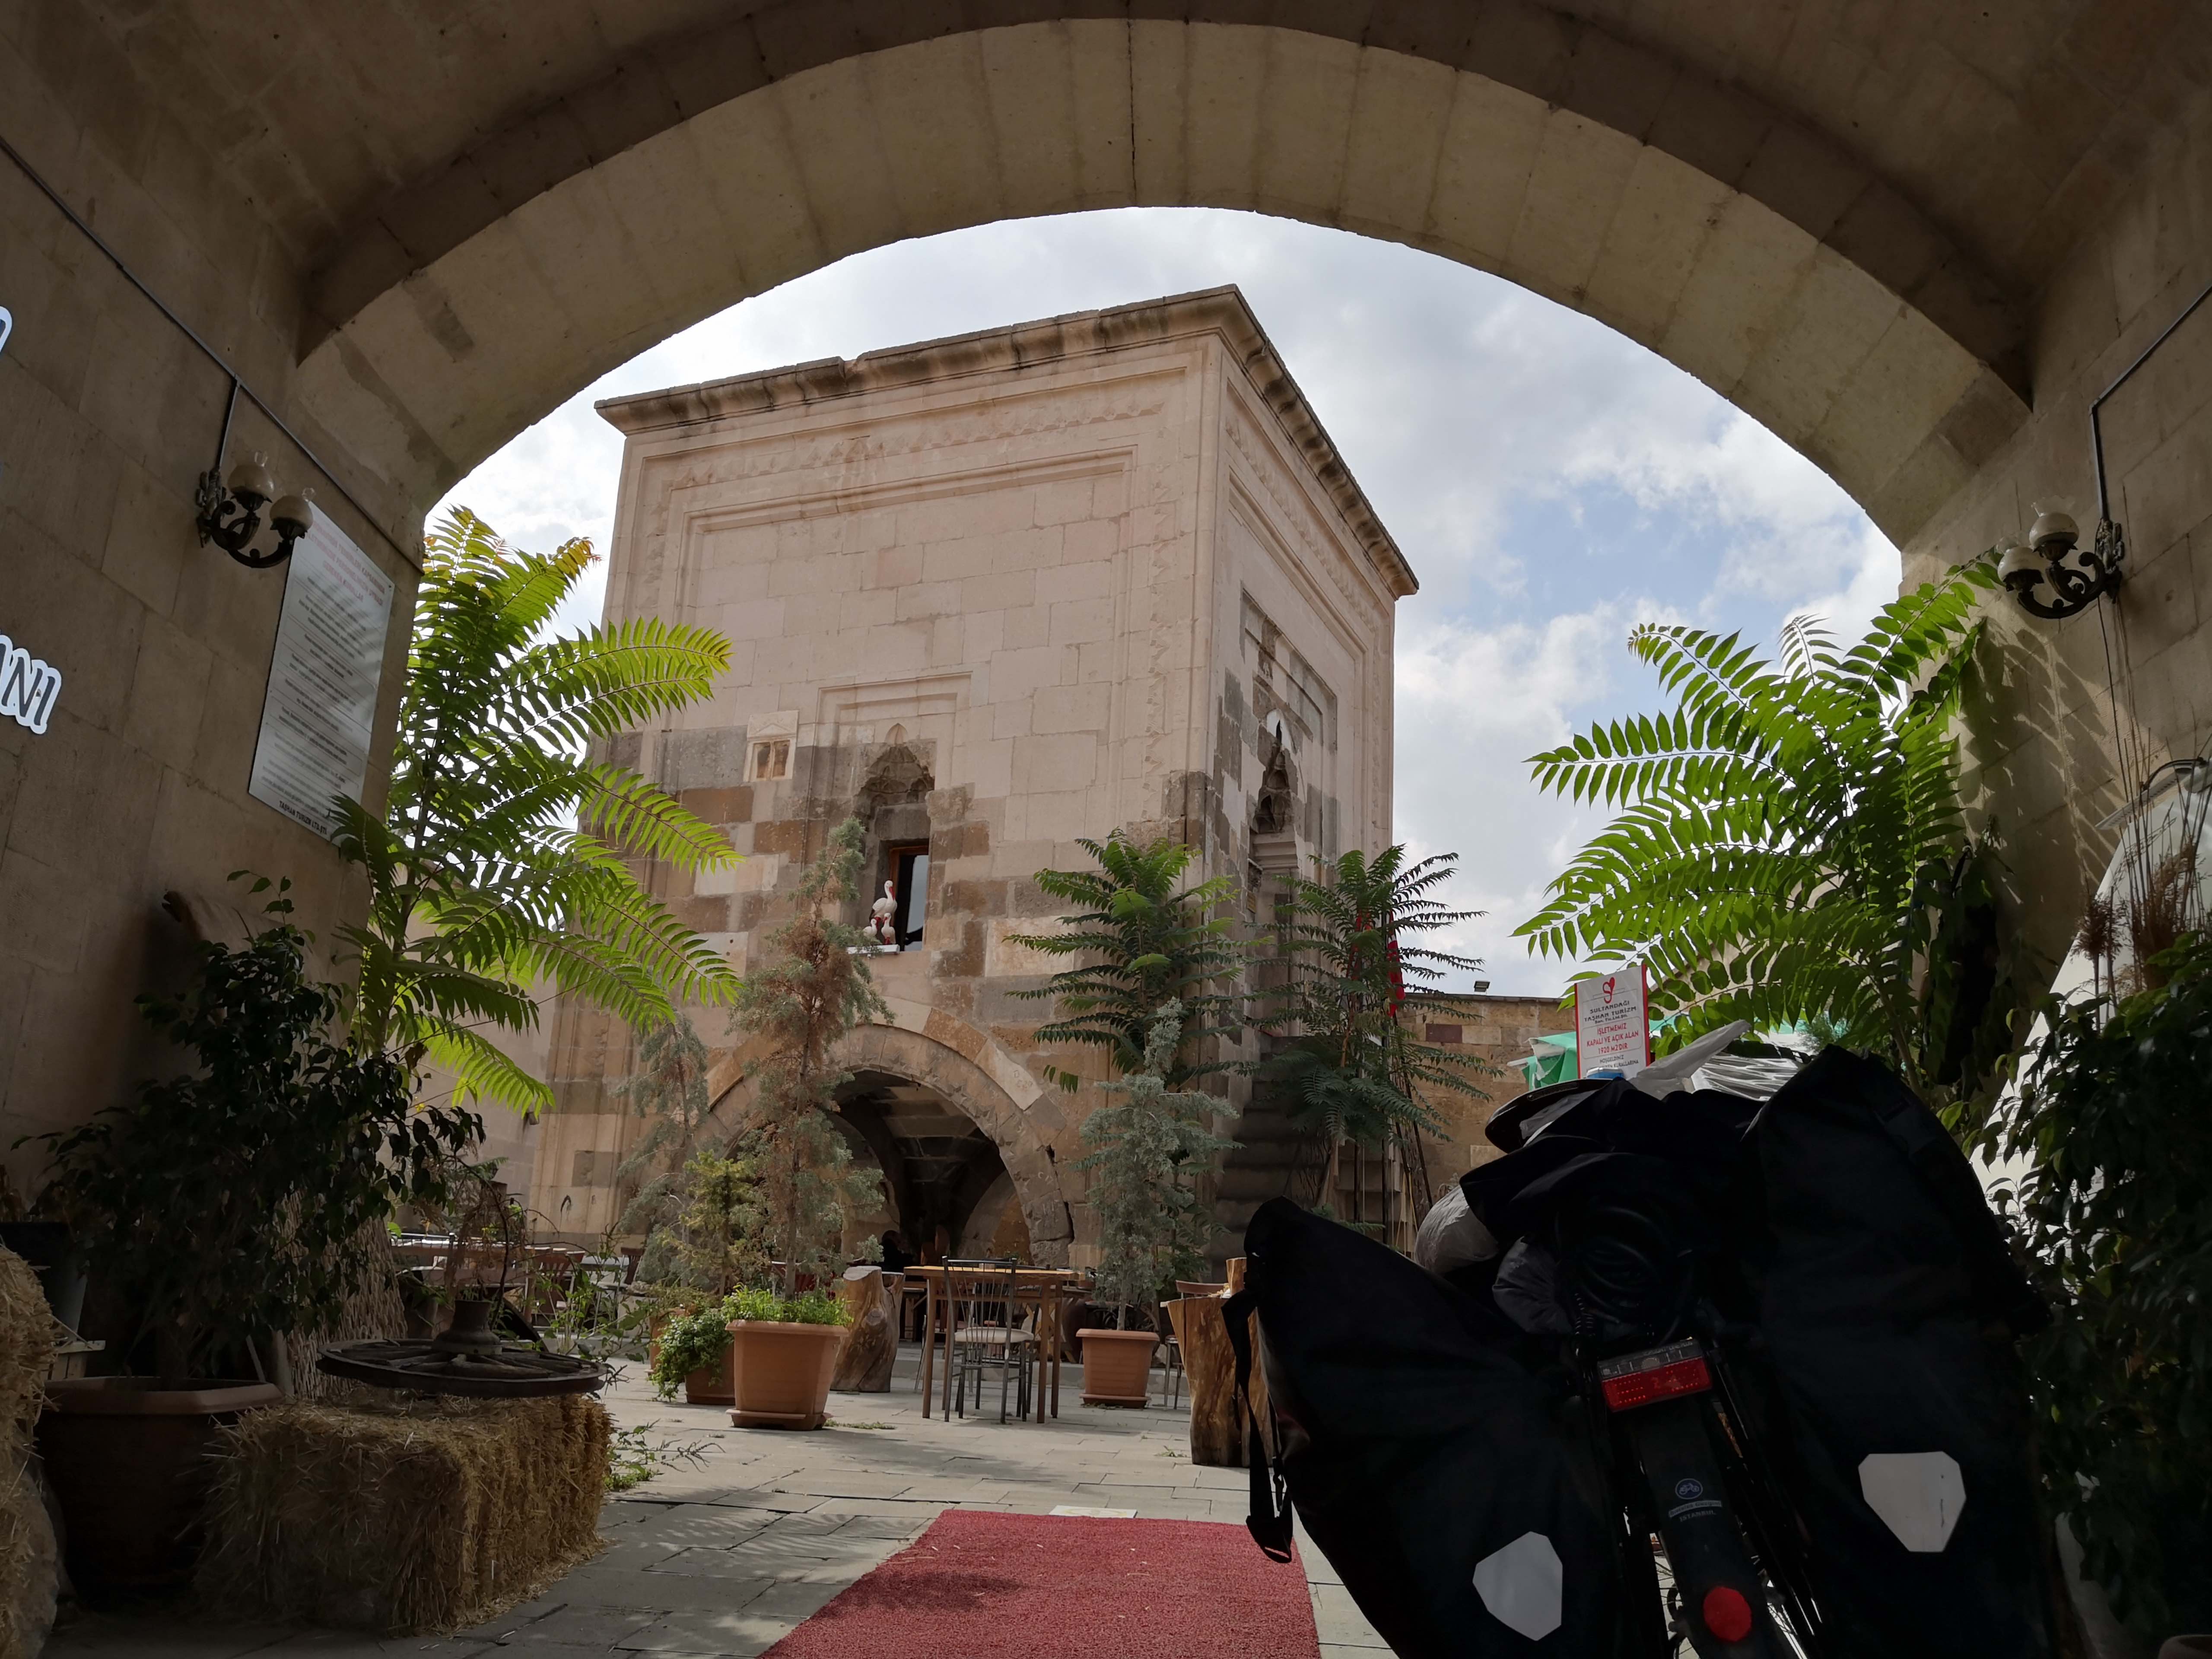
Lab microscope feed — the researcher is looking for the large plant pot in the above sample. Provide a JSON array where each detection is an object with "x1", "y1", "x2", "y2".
[
  {"x1": 683, "y1": 1338, "x2": 734, "y2": 1407},
  {"x1": 726, "y1": 1320, "x2": 845, "y2": 1428},
  {"x1": 38, "y1": 1377, "x2": 282, "y2": 1597},
  {"x1": 1077, "y1": 1327, "x2": 1159, "y2": 1407}
]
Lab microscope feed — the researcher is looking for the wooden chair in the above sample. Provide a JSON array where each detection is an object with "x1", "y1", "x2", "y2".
[{"x1": 944, "y1": 1258, "x2": 1038, "y2": 1422}]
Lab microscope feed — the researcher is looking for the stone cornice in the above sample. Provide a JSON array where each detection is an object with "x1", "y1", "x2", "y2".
[{"x1": 597, "y1": 286, "x2": 1419, "y2": 600}]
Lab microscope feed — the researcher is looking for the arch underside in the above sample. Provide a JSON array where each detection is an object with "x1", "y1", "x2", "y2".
[
  {"x1": 705, "y1": 1020, "x2": 1073, "y2": 1267},
  {"x1": 299, "y1": 18, "x2": 2031, "y2": 548}
]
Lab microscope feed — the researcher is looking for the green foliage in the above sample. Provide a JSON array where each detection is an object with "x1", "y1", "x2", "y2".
[
  {"x1": 1009, "y1": 832, "x2": 1246, "y2": 1088},
  {"x1": 1517, "y1": 559, "x2": 2007, "y2": 1096},
  {"x1": 1259, "y1": 847, "x2": 1492, "y2": 1205},
  {"x1": 726, "y1": 1285, "x2": 846, "y2": 1326},
  {"x1": 337, "y1": 508, "x2": 741, "y2": 1112},
  {"x1": 605, "y1": 1421, "x2": 710, "y2": 1492},
  {"x1": 34, "y1": 889, "x2": 480, "y2": 1381},
  {"x1": 1964, "y1": 934, "x2": 2212, "y2": 1635},
  {"x1": 648, "y1": 1300, "x2": 737, "y2": 1398},
  {"x1": 728, "y1": 817, "x2": 889, "y2": 1296},
  {"x1": 613, "y1": 1016, "x2": 760, "y2": 1291},
  {"x1": 638, "y1": 1150, "x2": 768, "y2": 1298},
  {"x1": 646, "y1": 1287, "x2": 850, "y2": 1399},
  {"x1": 1076, "y1": 1003, "x2": 1237, "y2": 1320}
]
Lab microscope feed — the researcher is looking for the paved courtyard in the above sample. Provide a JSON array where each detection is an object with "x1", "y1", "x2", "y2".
[{"x1": 48, "y1": 1346, "x2": 1386, "y2": 1659}]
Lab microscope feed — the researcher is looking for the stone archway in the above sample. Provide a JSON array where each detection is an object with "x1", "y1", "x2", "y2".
[
  {"x1": 702, "y1": 1017, "x2": 1074, "y2": 1266},
  {"x1": 296, "y1": 16, "x2": 2032, "y2": 550}
]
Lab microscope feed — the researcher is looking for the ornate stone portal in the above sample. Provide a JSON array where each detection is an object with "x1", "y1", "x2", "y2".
[{"x1": 528, "y1": 289, "x2": 1415, "y2": 1268}]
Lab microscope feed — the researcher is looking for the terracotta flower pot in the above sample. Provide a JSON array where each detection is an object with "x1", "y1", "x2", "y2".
[
  {"x1": 1077, "y1": 1327, "x2": 1160, "y2": 1407},
  {"x1": 683, "y1": 1338, "x2": 735, "y2": 1406},
  {"x1": 726, "y1": 1319, "x2": 846, "y2": 1429},
  {"x1": 38, "y1": 1377, "x2": 283, "y2": 1597}
]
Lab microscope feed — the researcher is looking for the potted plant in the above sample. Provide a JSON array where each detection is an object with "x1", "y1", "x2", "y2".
[
  {"x1": 648, "y1": 1297, "x2": 744, "y2": 1406},
  {"x1": 645, "y1": 1287, "x2": 851, "y2": 1424},
  {"x1": 635, "y1": 1149, "x2": 769, "y2": 1403},
  {"x1": 29, "y1": 887, "x2": 478, "y2": 1597},
  {"x1": 718, "y1": 817, "x2": 886, "y2": 1428},
  {"x1": 722, "y1": 1286, "x2": 850, "y2": 1429},
  {"x1": 615, "y1": 1013, "x2": 771, "y2": 1402},
  {"x1": 1071, "y1": 1003, "x2": 1233, "y2": 1407}
]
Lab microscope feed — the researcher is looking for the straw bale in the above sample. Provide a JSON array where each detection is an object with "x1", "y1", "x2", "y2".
[
  {"x1": 0, "y1": 1249, "x2": 53, "y2": 1436},
  {"x1": 197, "y1": 1393, "x2": 610, "y2": 1634},
  {"x1": 0, "y1": 1248, "x2": 58, "y2": 1659}
]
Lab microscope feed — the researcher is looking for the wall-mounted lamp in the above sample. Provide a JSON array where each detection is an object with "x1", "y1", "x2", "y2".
[
  {"x1": 2001, "y1": 275, "x2": 2212, "y2": 623},
  {"x1": 195, "y1": 448, "x2": 315, "y2": 569},
  {"x1": 1996, "y1": 502, "x2": 2123, "y2": 621}
]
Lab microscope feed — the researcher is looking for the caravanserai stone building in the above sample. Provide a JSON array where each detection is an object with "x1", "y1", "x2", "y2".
[{"x1": 527, "y1": 289, "x2": 1417, "y2": 1266}]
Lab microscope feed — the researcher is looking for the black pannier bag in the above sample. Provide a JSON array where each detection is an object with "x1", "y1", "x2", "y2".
[
  {"x1": 1743, "y1": 1046, "x2": 2053, "y2": 1659},
  {"x1": 1229, "y1": 1198, "x2": 1632, "y2": 1657}
]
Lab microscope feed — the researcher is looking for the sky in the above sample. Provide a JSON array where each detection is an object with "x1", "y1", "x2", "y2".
[{"x1": 437, "y1": 207, "x2": 1900, "y2": 997}]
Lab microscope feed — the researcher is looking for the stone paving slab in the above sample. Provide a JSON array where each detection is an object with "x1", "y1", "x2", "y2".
[{"x1": 44, "y1": 1346, "x2": 1391, "y2": 1657}]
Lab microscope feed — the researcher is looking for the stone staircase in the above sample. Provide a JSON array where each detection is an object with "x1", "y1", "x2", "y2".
[
  {"x1": 1211, "y1": 1083, "x2": 1314, "y2": 1259},
  {"x1": 1211, "y1": 1090, "x2": 1419, "y2": 1263}
]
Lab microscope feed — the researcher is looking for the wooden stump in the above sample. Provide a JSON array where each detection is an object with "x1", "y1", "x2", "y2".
[
  {"x1": 1167, "y1": 1296, "x2": 1270, "y2": 1468},
  {"x1": 831, "y1": 1268, "x2": 898, "y2": 1392}
]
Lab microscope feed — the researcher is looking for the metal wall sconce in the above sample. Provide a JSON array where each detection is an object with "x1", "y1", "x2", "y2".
[
  {"x1": 196, "y1": 448, "x2": 315, "y2": 569},
  {"x1": 2000, "y1": 274, "x2": 2212, "y2": 623},
  {"x1": 1997, "y1": 504, "x2": 2123, "y2": 621}
]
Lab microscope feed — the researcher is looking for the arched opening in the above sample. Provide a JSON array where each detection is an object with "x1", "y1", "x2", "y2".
[
  {"x1": 822, "y1": 1021, "x2": 1073, "y2": 1265},
  {"x1": 833, "y1": 1070, "x2": 1032, "y2": 1261}
]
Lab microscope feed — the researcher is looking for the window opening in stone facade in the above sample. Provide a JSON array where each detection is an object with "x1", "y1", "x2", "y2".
[
  {"x1": 1249, "y1": 729, "x2": 1301, "y2": 915},
  {"x1": 884, "y1": 842, "x2": 930, "y2": 948},
  {"x1": 1252, "y1": 737, "x2": 1296, "y2": 836},
  {"x1": 750, "y1": 738, "x2": 790, "y2": 781}
]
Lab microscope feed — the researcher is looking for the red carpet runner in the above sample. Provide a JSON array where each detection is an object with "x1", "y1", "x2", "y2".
[{"x1": 761, "y1": 1508, "x2": 1320, "y2": 1658}]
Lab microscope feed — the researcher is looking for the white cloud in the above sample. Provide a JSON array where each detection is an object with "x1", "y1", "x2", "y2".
[{"x1": 1392, "y1": 594, "x2": 1692, "y2": 993}]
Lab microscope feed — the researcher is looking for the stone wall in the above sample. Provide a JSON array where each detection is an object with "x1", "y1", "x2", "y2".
[
  {"x1": 1403, "y1": 994, "x2": 1578, "y2": 1182},
  {"x1": 0, "y1": 18, "x2": 419, "y2": 1175},
  {"x1": 1904, "y1": 81, "x2": 2212, "y2": 973}
]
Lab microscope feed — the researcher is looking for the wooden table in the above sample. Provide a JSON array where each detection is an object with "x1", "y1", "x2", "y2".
[{"x1": 904, "y1": 1265, "x2": 1086, "y2": 1421}]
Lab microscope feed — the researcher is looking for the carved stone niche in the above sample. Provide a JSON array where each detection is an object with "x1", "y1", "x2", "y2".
[{"x1": 859, "y1": 743, "x2": 934, "y2": 815}]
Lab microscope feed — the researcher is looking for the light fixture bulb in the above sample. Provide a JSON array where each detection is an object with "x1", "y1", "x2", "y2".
[
  {"x1": 1996, "y1": 536, "x2": 2040, "y2": 591},
  {"x1": 270, "y1": 488, "x2": 315, "y2": 540},
  {"x1": 2029, "y1": 503, "x2": 2079, "y2": 558},
  {"x1": 226, "y1": 450, "x2": 277, "y2": 507}
]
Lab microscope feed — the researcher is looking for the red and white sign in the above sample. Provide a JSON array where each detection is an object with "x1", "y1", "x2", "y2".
[{"x1": 1574, "y1": 964, "x2": 1650, "y2": 1078}]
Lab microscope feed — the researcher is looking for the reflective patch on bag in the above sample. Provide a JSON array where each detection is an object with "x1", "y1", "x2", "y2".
[
  {"x1": 1859, "y1": 1451, "x2": 1966, "y2": 1552},
  {"x1": 1472, "y1": 1531, "x2": 1564, "y2": 1640}
]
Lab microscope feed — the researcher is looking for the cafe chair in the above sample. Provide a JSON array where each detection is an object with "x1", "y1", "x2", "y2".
[{"x1": 945, "y1": 1257, "x2": 1038, "y2": 1423}]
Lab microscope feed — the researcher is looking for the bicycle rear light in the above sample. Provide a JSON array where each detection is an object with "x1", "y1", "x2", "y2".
[
  {"x1": 1597, "y1": 1339, "x2": 1712, "y2": 1412},
  {"x1": 1700, "y1": 1585, "x2": 1754, "y2": 1642}
]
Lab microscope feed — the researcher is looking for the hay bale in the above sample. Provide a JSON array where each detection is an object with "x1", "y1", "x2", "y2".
[
  {"x1": 0, "y1": 1247, "x2": 58, "y2": 1658},
  {"x1": 197, "y1": 1393, "x2": 610, "y2": 1634}
]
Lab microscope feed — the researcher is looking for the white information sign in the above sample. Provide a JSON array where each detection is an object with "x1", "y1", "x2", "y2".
[
  {"x1": 1574, "y1": 964, "x2": 1650, "y2": 1078},
  {"x1": 0, "y1": 630, "x2": 61, "y2": 734},
  {"x1": 249, "y1": 515, "x2": 393, "y2": 841}
]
